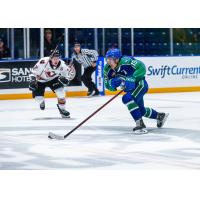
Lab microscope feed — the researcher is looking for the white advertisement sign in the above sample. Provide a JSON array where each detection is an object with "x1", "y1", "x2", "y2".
[{"x1": 138, "y1": 56, "x2": 200, "y2": 88}]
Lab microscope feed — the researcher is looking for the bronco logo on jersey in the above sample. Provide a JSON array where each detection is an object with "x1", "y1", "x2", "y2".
[
  {"x1": 0, "y1": 68, "x2": 11, "y2": 82},
  {"x1": 45, "y1": 71, "x2": 56, "y2": 78}
]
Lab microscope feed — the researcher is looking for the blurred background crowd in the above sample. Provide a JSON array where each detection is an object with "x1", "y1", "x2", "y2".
[{"x1": 0, "y1": 28, "x2": 200, "y2": 60}]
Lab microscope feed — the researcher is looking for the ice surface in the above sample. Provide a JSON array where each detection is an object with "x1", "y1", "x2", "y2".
[{"x1": 0, "y1": 92, "x2": 200, "y2": 169}]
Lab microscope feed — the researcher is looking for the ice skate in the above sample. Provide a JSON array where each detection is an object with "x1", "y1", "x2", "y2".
[
  {"x1": 91, "y1": 90, "x2": 100, "y2": 97},
  {"x1": 57, "y1": 104, "x2": 70, "y2": 118},
  {"x1": 133, "y1": 118, "x2": 148, "y2": 134},
  {"x1": 39, "y1": 101, "x2": 45, "y2": 110},
  {"x1": 157, "y1": 113, "x2": 169, "y2": 128},
  {"x1": 87, "y1": 89, "x2": 96, "y2": 97}
]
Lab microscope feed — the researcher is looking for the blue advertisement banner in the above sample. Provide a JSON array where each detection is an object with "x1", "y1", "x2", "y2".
[{"x1": 96, "y1": 57, "x2": 105, "y2": 95}]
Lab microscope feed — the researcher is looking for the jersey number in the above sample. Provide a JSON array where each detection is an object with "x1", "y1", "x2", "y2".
[{"x1": 131, "y1": 60, "x2": 138, "y2": 66}]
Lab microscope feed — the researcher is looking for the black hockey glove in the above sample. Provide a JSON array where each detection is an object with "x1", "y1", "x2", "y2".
[
  {"x1": 29, "y1": 76, "x2": 37, "y2": 91},
  {"x1": 58, "y1": 76, "x2": 69, "y2": 86}
]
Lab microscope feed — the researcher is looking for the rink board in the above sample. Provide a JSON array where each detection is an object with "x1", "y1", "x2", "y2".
[{"x1": 1, "y1": 56, "x2": 200, "y2": 100}]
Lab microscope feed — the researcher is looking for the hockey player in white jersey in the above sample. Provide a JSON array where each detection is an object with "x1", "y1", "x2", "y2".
[{"x1": 29, "y1": 50, "x2": 76, "y2": 118}]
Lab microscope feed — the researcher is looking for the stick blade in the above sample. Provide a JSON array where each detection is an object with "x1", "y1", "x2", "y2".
[{"x1": 48, "y1": 132, "x2": 65, "y2": 140}]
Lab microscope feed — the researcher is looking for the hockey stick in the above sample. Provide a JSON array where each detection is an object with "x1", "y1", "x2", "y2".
[{"x1": 48, "y1": 90, "x2": 124, "y2": 140}]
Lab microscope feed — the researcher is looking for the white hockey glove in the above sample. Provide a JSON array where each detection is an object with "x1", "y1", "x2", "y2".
[{"x1": 66, "y1": 65, "x2": 76, "y2": 81}]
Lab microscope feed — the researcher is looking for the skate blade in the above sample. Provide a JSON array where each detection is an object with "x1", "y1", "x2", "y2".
[
  {"x1": 61, "y1": 115, "x2": 70, "y2": 118},
  {"x1": 133, "y1": 129, "x2": 148, "y2": 135},
  {"x1": 48, "y1": 132, "x2": 65, "y2": 140},
  {"x1": 159, "y1": 113, "x2": 169, "y2": 128}
]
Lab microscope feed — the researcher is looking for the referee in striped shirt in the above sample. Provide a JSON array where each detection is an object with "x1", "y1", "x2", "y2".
[{"x1": 70, "y1": 42, "x2": 100, "y2": 96}]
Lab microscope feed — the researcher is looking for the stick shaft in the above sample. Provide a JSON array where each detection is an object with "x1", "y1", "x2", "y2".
[{"x1": 64, "y1": 90, "x2": 124, "y2": 138}]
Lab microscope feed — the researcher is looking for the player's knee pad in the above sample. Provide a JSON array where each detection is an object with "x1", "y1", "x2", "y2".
[
  {"x1": 55, "y1": 88, "x2": 65, "y2": 99},
  {"x1": 122, "y1": 92, "x2": 133, "y2": 104},
  {"x1": 58, "y1": 98, "x2": 66, "y2": 105}
]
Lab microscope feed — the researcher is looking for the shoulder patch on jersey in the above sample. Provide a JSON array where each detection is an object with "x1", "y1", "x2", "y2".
[{"x1": 40, "y1": 60, "x2": 45, "y2": 64}]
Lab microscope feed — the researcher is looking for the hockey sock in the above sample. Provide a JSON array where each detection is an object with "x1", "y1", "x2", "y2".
[
  {"x1": 143, "y1": 107, "x2": 158, "y2": 119},
  {"x1": 126, "y1": 100, "x2": 142, "y2": 121},
  {"x1": 58, "y1": 98, "x2": 66, "y2": 110}
]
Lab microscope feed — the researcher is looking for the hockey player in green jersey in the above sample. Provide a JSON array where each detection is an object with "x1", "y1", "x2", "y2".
[{"x1": 104, "y1": 48, "x2": 169, "y2": 134}]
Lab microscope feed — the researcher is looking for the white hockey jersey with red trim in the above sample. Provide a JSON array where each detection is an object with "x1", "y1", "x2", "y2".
[{"x1": 32, "y1": 57, "x2": 70, "y2": 83}]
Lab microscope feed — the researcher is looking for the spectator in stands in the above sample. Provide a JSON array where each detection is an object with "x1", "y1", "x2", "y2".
[
  {"x1": 44, "y1": 29, "x2": 56, "y2": 56},
  {"x1": 174, "y1": 28, "x2": 187, "y2": 43},
  {"x1": 0, "y1": 37, "x2": 11, "y2": 59}
]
